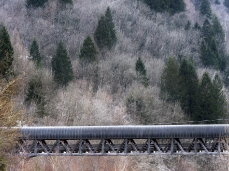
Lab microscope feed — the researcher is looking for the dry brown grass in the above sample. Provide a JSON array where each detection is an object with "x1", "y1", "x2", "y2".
[
  {"x1": 0, "y1": 77, "x2": 22, "y2": 168},
  {"x1": 11, "y1": 156, "x2": 133, "y2": 171}
]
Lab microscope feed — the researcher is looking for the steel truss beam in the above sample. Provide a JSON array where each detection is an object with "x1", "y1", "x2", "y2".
[{"x1": 13, "y1": 138, "x2": 229, "y2": 157}]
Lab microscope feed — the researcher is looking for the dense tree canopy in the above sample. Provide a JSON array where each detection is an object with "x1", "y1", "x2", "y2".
[
  {"x1": 160, "y1": 57, "x2": 180, "y2": 102},
  {"x1": 26, "y1": 0, "x2": 48, "y2": 8},
  {"x1": 79, "y1": 36, "x2": 97, "y2": 62},
  {"x1": 200, "y1": 18, "x2": 226, "y2": 70},
  {"x1": 212, "y1": 74, "x2": 227, "y2": 121},
  {"x1": 59, "y1": 0, "x2": 73, "y2": 4},
  {"x1": 197, "y1": 72, "x2": 215, "y2": 122},
  {"x1": 224, "y1": 0, "x2": 229, "y2": 8},
  {"x1": 179, "y1": 59, "x2": 199, "y2": 119},
  {"x1": 94, "y1": 7, "x2": 117, "y2": 50},
  {"x1": 0, "y1": 25, "x2": 14, "y2": 79},
  {"x1": 25, "y1": 75, "x2": 46, "y2": 117},
  {"x1": 196, "y1": 73, "x2": 226, "y2": 123},
  {"x1": 135, "y1": 57, "x2": 149, "y2": 87},
  {"x1": 201, "y1": 19, "x2": 213, "y2": 42},
  {"x1": 160, "y1": 57, "x2": 227, "y2": 123},
  {"x1": 51, "y1": 42, "x2": 74, "y2": 86},
  {"x1": 142, "y1": 0, "x2": 185, "y2": 14},
  {"x1": 215, "y1": 0, "x2": 220, "y2": 4},
  {"x1": 29, "y1": 39, "x2": 42, "y2": 67},
  {"x1": 200, "y1": 0, "x2": 212, "y2": 18},
  {"x1": 212, "y1": 15, "x2": 225, "y2": 41}
]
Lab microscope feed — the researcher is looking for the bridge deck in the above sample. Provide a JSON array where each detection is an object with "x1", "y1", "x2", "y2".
[{"x1": 13, "y1": 125, "x2": 229, "y2": 157}]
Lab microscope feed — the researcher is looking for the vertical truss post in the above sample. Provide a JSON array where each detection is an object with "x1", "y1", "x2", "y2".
[
  {"x1": 124, "y1": 139, "x2": 128, "y2": 154},
  {"x1": 171, "y1": 138, "x2": 174, "y2": 154},
  {"x1": 102, "y1": 139, "x2": 105, "y2": 154},
  {"x1": 147, "y1": 139, "x2": 151, "y2": 154},
  {"x1": 79, "y1": 139, "x2": 82, "y2": 154},
  {"x1": 56, "y1": 140, "x2": 60, "y2": 153},
  {"x1": 34, "y1": 140, "x2": 38, "y2": 155},
  {"x1": 218, "y1": 138, "x2": 221, "y2": 154},
  {"x1": 194, "y1": 138, "x2": 197, "y2": 154}
]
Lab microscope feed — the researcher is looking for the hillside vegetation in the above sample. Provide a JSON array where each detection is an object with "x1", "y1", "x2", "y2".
[{"x1": 0, "y1": 0, "x2": 229, "y2": 170}]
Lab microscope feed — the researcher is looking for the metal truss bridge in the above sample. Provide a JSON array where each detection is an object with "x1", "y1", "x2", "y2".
[{"x1": 13, "y1": 125, "x2": 229, "y2": 157}]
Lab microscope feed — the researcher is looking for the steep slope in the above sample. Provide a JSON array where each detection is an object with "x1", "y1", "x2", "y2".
[{"x1": 0, "y1": 0, "x2": 229, "y2": 170}]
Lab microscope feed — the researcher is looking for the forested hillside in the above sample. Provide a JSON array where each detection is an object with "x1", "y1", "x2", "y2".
[{"x1": 1, "y1": 0, "x2": 229, "y2": 170}]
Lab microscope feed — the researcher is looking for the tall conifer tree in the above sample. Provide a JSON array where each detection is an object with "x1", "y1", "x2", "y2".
[
  {"x1": 105, "y1": 7, "x2": 117, "y2": 48},
  {"x1": 26, "y1": 0, "x2": 48, "y2": 8},
  {"x1": 29, "y1": 39, "x2": 42, "y2": 67},
  {"x1": 197, "y1": 72, "x2": 215, "y2": 123},
  {"x1": 79, "y1": 36, "x2": 96, "y2": 63},
  {"x1": 169, "y1": 0, "x2": 186, "y2": 14},
  {"x1": 94, "y1": 7, "x2": 117, "y2": 50},
  {"x1": 212, "y1": 74, "x2": 227, "y2": 122},
  {"x1": 215, "y1": 0, "x2": 220, "y2": 4},
  {"x1": 135, "y1": 57, "x2": 149, "y2": 87},
  {"x1": 212, "y1": 15, "x2": 225, "y2": 41},
  {"x1": 94, "y1": 16, "x2": 107, "y2": 49},
  {"x1": 59, "y1": 0, "x2": 73, "y2": 4},
  {"x1": 0, "y1": 25, "x2": 14, "y2": 78},
  {"x1": 200, "y1": 0, "x2": 212, "y2": 18},
  {"x1": 200, "y1": 18, "x2": 224, "y2": 70},
  {"x1": 202, "y1": 19, "x2": 212, "y2": 42},
  {"x1": 179, "y1": 59, "x2": 199, "y2": 119},
  {"x1": 160, "y1": 57, "x2": 180, "y2": 102},
  {"x1": 25, "y1": 75, "x2": 46, "y2": 117},
  {"x1": 142, "y1": 0, "x2": 185, "y2": 14},
  {"x1": 51, "y1": 42, "x2": 73, "y2": 86},
  {"x1": 224, "y1": 0, "x2": 229, "y2": 8}
]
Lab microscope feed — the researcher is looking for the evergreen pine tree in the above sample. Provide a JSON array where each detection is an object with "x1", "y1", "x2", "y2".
[
  {"x1": 185, "y1": 21, "x2": 191, "y2": 30},
  {"x1": 29, "y1": 39, "x2": 42, "y2": 67},
  {"x1": 136, "y1": 57, "x2": 146, "y2": 76},
  {"x1": 142, "y1": 0, "x2": 185, "y2": 14},
  {"x1": 202, "y1": 19, "x2": 213, "y2": 42},
  {"x1": 169, "y1": 0, "x2": 186, "y2": 14},
  {"x1": 79, "y1": 36, "x2": 97, "y2": 63},
  {"x1": 224, "y1": 0, "x2": 229, "y2": 8},
  {"x1": 143, "y1": 0, "x2": 167, "y2": 12},
  {"x1": 135, "y1": 57, "x2": 149, "y2": 87},
  {"x1": 197, "y1": 72, "x2": 214, "y2": 123},
  {"x1": 193, "y1": 22, "x2": 201, "y2": 30},
  {"x1": 0, "y1": 25, "x2": 14, "y2": 79},
  {"x1": 200, "y1": 0, "x2": 212, "y2": 18},
  {"x1": 218, "y1": 55, "x2": 227, "y2": 71},
  {"x1": 210, "y1": 38, "x2": 220, "y2": 67},
  {"x1": 105, "y1": 7, "x2": 117, "y2": 48},
  {"x1": 94, "y1": 7, "x2": 117, "y2": 50},
  {"x1": 160, "y1": 57, "x2": 180, "y2": 102},
  {"x1": 26, "y1": 0, "x2": 48, "y2": 8},
  {"x1": 212, "y1": 15, "x2": 225, "y2": 41},
  {"x1": 179, "y1": 59, "x2": 199, "y2": 119},
  {"x1": 200, "y1": 40, "x2": 212, "y2": 66},
  {"x1": 200, "y1": 18, "x2": 226, "y2": 70},
  {"x1": 59, "y1": 0, "x2": 73, "y2": 4},
  {"x1": 215, "y1": 0, "x2": 220, "y2": 4},
  {"x1": 212, "y1": 15, "x2": 227, "y2": 71},
  {"x1": 51, "y1": 42, "x2": 74, "y2": 86},
  {"x1": 224, "y1": 68, "x2": 229, "y2": 87},
  {"x1": 94, "y1": 15, "x2": 107, "y2": 49},
  {"x1": 25, "y1": 75, "x2": 46, "y2": 117},
  {"x1": 212, "y1": 74, "x2": 227, "y2": 122}
]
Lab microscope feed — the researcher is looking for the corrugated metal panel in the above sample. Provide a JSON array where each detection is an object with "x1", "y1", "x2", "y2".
[{"x1": 19, "y1": 125, "x2": 229, "y2": 140}]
